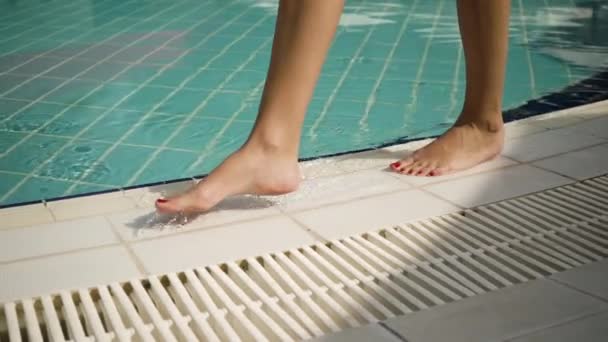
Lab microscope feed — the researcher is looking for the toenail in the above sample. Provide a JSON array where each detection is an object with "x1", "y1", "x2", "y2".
[
  {"x1": 157, "y1": 198, "x2": 168, "y2": 203},
  {"x1": 391, "y1": 162, "x2": 401, "y2": 168}
]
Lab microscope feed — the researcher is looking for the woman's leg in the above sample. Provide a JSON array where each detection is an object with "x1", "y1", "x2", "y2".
[
  {"x1": 392, "y1": 0, "x2": 511, "y2": 176},
  {"x1": 157, "y1": 0, "x2": 344, "y2": 213}
]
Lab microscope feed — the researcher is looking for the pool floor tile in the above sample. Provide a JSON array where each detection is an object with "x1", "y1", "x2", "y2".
[
  {"x1": 533, "y1": 143, "x2": 608, "y2": 180},
  {"x1": 0, "y1": 203, "x2": 54, "y2": 230},
  {"x1": 508, "y1": 311, "x2": 608, "y2": 342},
  {"x1": 551, "y1": 260, "x2": 608, "y2": 301}
]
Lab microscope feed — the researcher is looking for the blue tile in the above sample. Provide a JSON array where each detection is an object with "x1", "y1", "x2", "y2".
[
  {"x1": 185, "y1": 68, "x2": 233, "y2": 90},
  {"x1": 40, "y1": 106, "x2": 104, "y2": 137},
  {"x1": 0, "y1": 172, "x2": 24, "y2": 205},
  {"x1": 223, "y1": 70, "x2": 265, "y2": 91},
  {"x1": 0, "y1": 74, "x2": 30, "y2": 94},
  {"x1": 79, "y1": 110, "x2": 145, "y2": 141},
  {"x1": 115, "y1": 65, "x2": 162, "y2": 84},
  {"x1": 117, "y1": 86, "x2": 172, "y2": 112},
  {"x1": 5, "y1": 176, "x2": 72, "y2": 204},
  {"x1": 203, "y1": 92, "x2": 246, "y2": 118},
  {"x1": 43, "y1": 79, "x2": 100, "y2": 104},
  {"x1": 66, "y1": 183, "x2": 117, "y2": 196},
  {"x1": 0, "y1": 99, "x2": 29, "y2": 119},
  {"x1": 149, "y1": 67, "x2": 194, "y2": 87},
  {"x1": 37, "y1": 140, "x2": 112, "y2": 180},
  {"x1": 0, "y1": 134, "x2": 69, "y2": 173},
  {"x1": 0, "y1": 103, "x2": 64, "y2": 132},
  {"x1": 166, "y1": 117, "x2": 225, "y2": 151},
  {"x1": 5, "y1": 77, "x2": 65, "y2": 101},
  {"x1": 124, "y1": 114, "x2": 184, "y2": 147},
  {"x1": 135, "y1": 149, "x2": 199, "y2": 184},
  {"x1": 157, "y1": 89, "x2": 210, "y2": 115},
  {"x1": 84, "y1": 144, "x2": 155, "y2": 185},
  {"x1": 81, "y1": 83, "x2": 140, "y2": 108}
]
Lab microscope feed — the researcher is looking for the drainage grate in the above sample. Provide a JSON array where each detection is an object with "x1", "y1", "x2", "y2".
[{"x1": 1, "y1": 175, "x2": 607, "y2": 341}]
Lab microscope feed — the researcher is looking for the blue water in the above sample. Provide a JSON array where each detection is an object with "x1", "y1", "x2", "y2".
[{"x1": 0, "y1": 0, "x2": 606, "y2": 206}]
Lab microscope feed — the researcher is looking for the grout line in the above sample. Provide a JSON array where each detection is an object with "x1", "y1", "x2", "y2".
[
  {"x1": 279, "y1": 208, "x2": 329, "y2": 243},
  {"x1": 0, "y1": 242, "x2": 122, "y2": 266},
  {"x1": 378, "y1": 322, "x2": 411, "y2": 342},
  {"x1": 548, "y1": 276, "x2": 608, "y2": 304},
  {"x1": 103, "y1": 216, "x2": 150, "y2": 276},
  {"x1": 503, "y1": 308, "x2": 608, "y2": 341}
]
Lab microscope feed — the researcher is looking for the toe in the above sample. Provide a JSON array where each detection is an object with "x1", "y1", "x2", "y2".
[
  {"x1": 429, "y1": 167, "x2": 447, "y2": 177},
  {"x1": 407, "y1": 161, "x2": 425, "y2": 175},
  {"x1": 417, "y1": 165, "x2": 433, "y2": 177}
]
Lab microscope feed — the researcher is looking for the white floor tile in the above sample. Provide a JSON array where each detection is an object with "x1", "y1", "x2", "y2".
[
  {"x1": 529, "y1": 115, "x2": 585, "y2": 129},
  {"x1": 131, "y1": 216, "x2": 317, "y2": 275},
  {"x1": 48, "y1": 193, "x2": 137, "y2": 221},
  {"x1": 533, "y1": 144, "x2": 608, "y2": 180},
  {"x1": 424, "y1": 164, "x2": 572, "y2": 207},
  {"x1": 509, "y1": 311, "x2": 608, "y2": 342},
  {"x1": 504, "y1": 121, "x2": 548, "y2": 140},
  {"x1": 107, "y1": 196, "x2": 281, "y2": 241},
  {"x1": 334, "y1": 149, "x2": 402, "y2": 173},
  {"x1": 569, "y1": 116, "x2": 608, "y2": 139},
  {"x1": 384, "y1": 279, "x2": 607, "y2": 342},
  {"x1": 293, "y1": 189, "x2": 459, "y2": 240},
  {"x1": 0, "y1": 217, "x2": 118, "y2": 262},
  {"x1": 309, "y1": 324, "x2": 401, "y2": 342},
  {"x1": 0, "y1": 246, "x2": 141, "y2": 303},
  {"x1": 398, "y1": 156, "x2": 517, "y2": 186},
  {"x1": 552, "y1": 260, "x2": 608, "y2": 301},
  {"x1": 125, "y1": 179, "x2": 196, "y2": 208},
  {"x1": 503, "y1": 127, "x2": 605, "y2": 162},
  {"x1": 0, "y1": 203, "x2": 54, "y2": 229},
  {"x1": 278, "y1": 169, "x2": 410, "y2": 212},
  {"x1": 300, "y1": 157, "x2": 346, "y2": 179}
]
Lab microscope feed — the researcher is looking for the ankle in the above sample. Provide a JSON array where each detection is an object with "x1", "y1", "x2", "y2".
[{"x1": 244, "y1": 133, "x2": 299, "y2": 159}]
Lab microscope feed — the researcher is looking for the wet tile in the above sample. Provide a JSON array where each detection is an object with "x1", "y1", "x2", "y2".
[
  {"x1": 384, "y1": 280, "x2": 607, "y2": 342},
  {"x1": 552, "y1": 260, "x2": 608, "y2": 301},
  {"x1": 43, "y1": 79, "x2": 100, "y2": 104},
  {"x1": 279, "y1": 169, "x2": 411, "y2": 212},
  {"x1": 503, "y1": 127, "x2": 605, "y2": 162},
  {"x1": 509, "y1": 311, "x2": 608, "y2": 342},
  {"x1": 82, "y1": 144, "x2": 156, "y2": 186},
  {"x1": 135, "y1": 149, "x2": 199, "y2": 185},
  {"x1": 0, "y1": 246, "x2": 140, "y2": 303},
  {"x1": 293, "y1": 189, "x2": 459, "y2": 240},
  {"x1": 0, "y1": 203, "x2": 54, "y2": 230},
  {"x1": 425, "y1": 164, "x2": 572, "y2": 207},
  {"x1": 157, "y1": 88, "x2": 209, "y2": 115},
  {"x1": 533, "y1": 143, "x2": 608, "y2": 180},
  {"x1": 5, "y1": 77, "x2": 66, "y2": 101},
  {"x1": 130, "y1": 216, "x2": 316, "y2": 274},
  {"x1": 0, "y1": 216, "x2": 118, "y2": 262},
  {"x1": 79, "y1": 110, "x2": 145, "y2": 141}
]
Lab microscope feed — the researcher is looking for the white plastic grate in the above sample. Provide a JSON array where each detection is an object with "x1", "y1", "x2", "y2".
[{"x1": 1, "y1": 175, "x2": 607, "y2": 341}]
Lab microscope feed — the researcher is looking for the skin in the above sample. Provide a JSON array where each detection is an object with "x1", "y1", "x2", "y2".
[{"x1": 156, "y1": 0, "x2": 511, "y2": 214}]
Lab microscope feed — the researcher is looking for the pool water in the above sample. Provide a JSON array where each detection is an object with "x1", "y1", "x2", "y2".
[{"x1": 0, "y1": 0, "x2": 606, "y2": 207}]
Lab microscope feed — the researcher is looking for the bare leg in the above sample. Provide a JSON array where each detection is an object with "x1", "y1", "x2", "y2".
[
  {"x1": 157, "y1": 0, "x2": 344, "y2": 214},
  {"x1": 392, "y1": 0, "x2": 510, "y2": 176}
]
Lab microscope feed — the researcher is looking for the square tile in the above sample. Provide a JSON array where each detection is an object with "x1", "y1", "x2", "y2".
[
  {"x1": 78, "y1": 61, "x2": 130, "y2": 82},
  {"x1": 569, "y1": 116, "x2": 608, "y2": 139},
  {"x1": 309, "y1": 324, "x2": 401, "y2": 342},
  {"x1": 0, "y1": 102, "x2": 64, "y2": 133},
  {"x1": 39, "y1": 106, "x2": 105, "y2": 136},
  {"x1": 124, "y1": 114, "x2": 184, "y2": 146},
  {"x1": 79, "y1": 110, "x2": 145, "y2": 141},
  {"x1": 504, "y1": 121, "x2": 548, "y2": 140},
  {"x1": 130, "y1": 216, "x2": 316, "y2": 274},
  {"x1": 279, "y1": 169, "x2": 411, "y2": 212},
  {"x1": 551, "y1": 260, "x2": 608, "y2": 301},
  {"x1": 81, "y1": 83, "x2": 139, "y2": 108},
  {"x1": 5, "y1": 77, "x2": 65, "y2": 101},
  {"x1": 0, "y1": 74, "x2": 30, "y2": 94},
  {"x1": 47, "y1": 193, "x2": 136, "y2": 221},
  {"x1": 293, "y1": 189, "x2": 459, "y2": 240},
  {"x1": 135, "y1": 149, "x2": 199, "y2": 184},
  {"x1": 384, "y1": 279, "x2": 607, "y2": 342},
  {"x1": 0, "y1": 203, "x2": 54, "y2": 230},
  {"x1": 509, "y1": 311, "x2": 608, "y2": 342},
  {"x1": 5, "y1": 176, "x2": 72, "y2": 205},
  {"x1": 533, "y1": 144, "x2": 608, "y2": 180},
  {"x1": 44, "y1": 59, "x2": 97, "y2": 78},
  {"x1": 166, "y1": 117, "x2": 225, "y2": 150},
  {"x1": 503, "y1": 127, "x2": 605, "y2": 162},
  {"x1": 117, "y1": 86, "x2": 172, "y2": 112},
  {"x1": 36, "y1": 140, "x2": 112, "y2": 180},
  {"x1": 44, "y1": 80, "x2": 101, "y2": 104},
  {"x1": 0, "y1": 216, "x2": 118, "y2": 262},
  {"x1": 424, "y1": 164, "x2": 572, "y2": 207},
  {"x1": 157, "y1": 89, "x2": 209, "y2": 115},
  {"x1": 0, "y1": 246, "x2": 141, "y2": 303},
  {"x1": 83, "y1": 144, "x2": 155, "y2": 186}
]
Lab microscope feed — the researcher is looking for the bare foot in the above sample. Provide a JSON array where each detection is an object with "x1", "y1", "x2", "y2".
[
  {"x1": 155, "y1": 146, "x2": 301, "y2": 214},
  {"x1": 390, "y1": 118, "x2": 504, "y2": 177}
]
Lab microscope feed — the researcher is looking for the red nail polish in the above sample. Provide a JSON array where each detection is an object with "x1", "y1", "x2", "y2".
[
  {"x1": 391, "y1": 162, "x2": 401, "y2": 168},
  {"x1": 157, "y1": 198, "x2": 168, "y2": 203}
]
